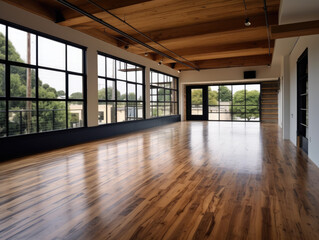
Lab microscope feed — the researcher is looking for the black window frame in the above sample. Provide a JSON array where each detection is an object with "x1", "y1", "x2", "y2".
[
  {"x1": 0, "y1": 20, "x2": 87, "y2": 138},
  {"x1": 97, "y1": 52, "x2": 145, "y2": 124},
  {"x1": 150, "y1": 69, "x2": 179, "y2": 118},
  {"x1": 207, "y1": 83, "x2": 261, "y2": 122}
]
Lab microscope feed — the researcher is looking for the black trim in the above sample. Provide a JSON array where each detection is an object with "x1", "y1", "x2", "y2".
[
  {"x1": 0, "y1": 115, "x2": 181, "y2": 161},
  {"x1": 0, "y1": 19, "x2": 87, "y2": 50}
]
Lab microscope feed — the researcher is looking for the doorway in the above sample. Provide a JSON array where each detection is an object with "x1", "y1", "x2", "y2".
[
  {"x1": 297, "y1": 49, "x2": 308, "y2": 154},
  {"x1": 186, "y1": 86, "x2": 208, "y2": 120}
]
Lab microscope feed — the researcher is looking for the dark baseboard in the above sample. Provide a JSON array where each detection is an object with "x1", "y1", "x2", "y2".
[{"x1": 0, "y1": 115, "x2": 181, "y2": 161}]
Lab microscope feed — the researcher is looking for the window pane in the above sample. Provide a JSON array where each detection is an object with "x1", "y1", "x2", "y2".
[
  {"x1": 233, "y1": 105, "x2": 245, "y2": 114},
  {"x1": 220, "y1": 104, "x2": 231, "y2": 113},
  {"x1": 107, "y1": 80, "x2": 115, "y2": 100},
  {"x1": 220, "y1": 113, "x2": 231, "y2": 121},
  {"x1": 209, "y1": 112, "x2": 219, "y2": 120},
  {"x1": 128, "y1": 83, "x2": 136, "y2": 101},
  {"x1": 136, "y1": 67, "x2": 143, "y2": 84},
  {"x1": 246, "y1": 84, "x2": 260, "y2": 105},
  {"x1": 209, "y1": 106, "x2": 219, "y2": 113},
  {"x1": 208, "y1": 86, "x2": 218, "y2": 105},
  {"x1": 116, "y1": 61, "x2": 126, "y2": 80},
  {"x1": 0, "y1": 63, "x2": 5, "y2": 97},
  {"x1": 98, "y1": 78, "x2": 106, "y2": 100},
  {"x1": 151, "y1": 72, "x2": 157, "y2": 85},
  {"x1": 158, "y1": 88, "x2": 165, "y2": 102},
  {"x1": 127, "y1": 64, "x2": 136, "y2": 82},
  {"x1": 39, "y1": 69, "x2": 65, "y2": 99},
  {"x1": 69, "y1": 74, "x2": 83, "y2": 99},
  {"x1": 39, "y1": 101, "x2": 66, "y2": 132},
  {"x1": 106, "y1": 57, "x2": 115, "y2": 78},
  {"x1": 0, "y1": 101, "x2": 6, "y2": 137},
  {"x1": 107, "y1": 102, "x2": 116, "y2": 123},
  {"x1": 158, "y1": 103, "x2": 164, "y2": 117},
  {"x1": 233, "y1": 113, "x2": 245, "y2": 121},
  {"x1": 151, "y1": 87, "x2": 157, "y2": 101},
  {"x1": 68, "y1": 101, "x2": 83, "y2": 128},
  {"x1": 137, "y1": 85, "x2": 143, "y2": 101},
  {"x1": 151, "y1": 102, "x2": 157, "y2": 117},
  {"x1": 165, "y1": 89, "x2": 171, "y2": 101},
  {"x1": 219, "y1": 85, "x2": 232, "y2": 103},
  {"x1": 8, "y1": 27, "x2": 36, "y2": 65},
  {"x1": 8, "y1": 100, "x2": 36, "y2": 136},
  {"x1": 67, "y1": 45, "x2": 82, "y2": 73},
  {"x1": 117, "y1": 102, "x2": 126, "y2": 122},
  {"x1": 98, "y1": 55, "x2": 105, "y2": 77},
  {"x1": 98, "y1": 102, "x2": 106, "y2": 125},
  {"x1": 232, "y1": 85, "x2": 245, "y2": 105},
  {"x1": 0, "y1": 24, "x2": 6, "y2": 60},
  {"x1": 10, "y1": 66, "x2": 36, "y2": 98},
  {"x1": 191, "y1": 88, "x2": 202, "y2": 115},
  {"x1": 128, "y1": 102, "x2": 136, "y2": 121},
  {"x1": 137, "y1": 102, "x2": 143, "y2": 119},
  {"x1": 117, "y1": 81, "x2": 126, "y2": 100},
  {"x1": 38, "y1": 36, "x2": 65, "y2": 70},
  {"x1": 165, "y1": 105, "x2": 170, "y2": 116},
  {"x1": 247, "y1": 112, "x2": 260, "y2": 121}
]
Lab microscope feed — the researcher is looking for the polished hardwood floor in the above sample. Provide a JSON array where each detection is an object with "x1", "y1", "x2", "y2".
[{"x1": 1, "y1": 122, "x2": 319, "y2": 240}]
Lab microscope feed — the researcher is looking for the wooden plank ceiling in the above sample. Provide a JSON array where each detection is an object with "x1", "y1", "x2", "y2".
[{"x1": 3, "y1": 0, "x2": 280, "y2": 71}]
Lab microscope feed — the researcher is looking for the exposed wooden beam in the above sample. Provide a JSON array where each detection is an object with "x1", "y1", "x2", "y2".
[
  {"x1": 271, "y1": 20, "x2": 319, "y2": 39},
  {"x1": 58, "y1": 0, "x2": 153, "y2": 26},
  {"x1": 1, "y1": 0, "x2": 56, "y2": 21},
  {"x1": 119, "y1": 12, "x2": 278, "y2": 47},
  {"x1": 152, "y1": 41, "x2": 274, "y2": 63},
  {"x1": 174, "y1": 55, "x2": 272, "y2": 70}
]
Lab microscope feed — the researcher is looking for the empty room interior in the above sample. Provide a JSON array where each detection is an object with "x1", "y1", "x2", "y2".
[{"x1": 1, "y1": 0, "x2": 319, "y2": 239}]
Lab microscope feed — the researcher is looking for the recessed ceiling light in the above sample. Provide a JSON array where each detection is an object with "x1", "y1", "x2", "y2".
[{"x1": 245, "y1": 18, "x2": 251, "y2": 27}]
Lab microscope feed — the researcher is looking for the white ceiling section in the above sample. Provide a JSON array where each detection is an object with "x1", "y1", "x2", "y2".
[
  {"x1": 272, "y1": 0, "x2": 319, "y2": 66},
  {"x1": 279, "y1": 0, "x2": 319, "y2": 24}
]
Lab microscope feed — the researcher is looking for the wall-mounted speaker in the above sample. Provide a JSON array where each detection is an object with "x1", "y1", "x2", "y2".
[{"x1": 244, "y1": 71, "x2": 256, "y2": 79}]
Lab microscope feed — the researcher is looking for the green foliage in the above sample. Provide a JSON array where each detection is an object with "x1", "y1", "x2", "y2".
[
  {"x1": 208, "y1": 87, "x2": 218, "y2": 105},
  {"x1": 233, "y1": 90, "x2": 260, "y2": 120},
  {"x1": 191, "y1": 89, "x2": 202, "y2": 105},
  {"x1": 219, "y1": 86, "x2": 232, "y2": 102},
  {"x1": 0, "y1": 31, "x2": 68, "y2": 136}
]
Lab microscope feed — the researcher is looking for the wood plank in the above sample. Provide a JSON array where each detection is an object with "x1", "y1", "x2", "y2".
[
  {"x1": 151, "y1": 41, "x2": 274, "y2": 63},
  {"x1": 173, "y1": 55, "x2": 272, "y2": 70},
  {"x1": 123, "y1": 13, "x2": 278, "y2": 50},
  {"x1": 1, "y1": 0, "x2": 56, "y2": 21},
  {"x1": 0, "y1": 122, "x2": 319, "y2": 239},
  {"x1": 271, "y1": 20, "x2": 319, "y2": 39},
  {"x1": 59, "y1": 0, "x2": 153, "y2": 26}
]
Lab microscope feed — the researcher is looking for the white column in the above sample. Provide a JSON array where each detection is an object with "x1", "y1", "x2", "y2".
[{"x1": 86, "y1": 47, "x2": 98, "y2": 127}]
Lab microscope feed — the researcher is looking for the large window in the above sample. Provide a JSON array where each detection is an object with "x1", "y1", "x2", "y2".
[
  {"x1": 98, "y1": 53, "x2": 144, "y2": 124},
  {"x1": 208, "y1": 84, "x2": 260, "y2": 121},
  {"x1": 0, "y1": 21, "x2": 86, "y2": 137},
  {"x1": 150, "y1": 70, "x2": 178, "y2": 117}
]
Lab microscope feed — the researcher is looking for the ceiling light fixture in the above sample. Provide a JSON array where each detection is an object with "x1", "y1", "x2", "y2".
[
  {"x1": 178, "y1": 70, "x2": 181, "y2": 73},
  {"x1": 245, "y1": 18, "x2": 251, "y2": 27},
  {"x1": 243, "y1": 0, "x2": 251, "y2": 27},
  {"x1": 124, "y1": 45, "x2": 129, "y2": 50},
  {"x1": 158, "y1": 60, "x2": 162, "y2": 65},
  {"x1": 144, "y1": 52, "x2": 148, "y2": 56}
]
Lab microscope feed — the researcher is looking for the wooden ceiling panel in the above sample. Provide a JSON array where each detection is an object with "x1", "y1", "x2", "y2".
[{"x1": 3, "y1": 0, "x2": 281, "y2": 71}]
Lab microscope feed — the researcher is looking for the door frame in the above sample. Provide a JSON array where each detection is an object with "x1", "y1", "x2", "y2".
[{"x1": 186, "y1": 85, "x2": 208, "y2": 120}]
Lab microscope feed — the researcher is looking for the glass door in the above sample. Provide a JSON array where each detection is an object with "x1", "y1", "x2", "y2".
[{"x1": 186, "y1": 86, "x2": 208, "y2": 120}]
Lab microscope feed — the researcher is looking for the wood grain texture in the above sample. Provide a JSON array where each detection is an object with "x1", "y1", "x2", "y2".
[
  {"x1": 2, "y1": 0, "x2": 280, "y2": 70},
  {"x1": 1, "y1": 122, "x2": 319, "y2": 240}
]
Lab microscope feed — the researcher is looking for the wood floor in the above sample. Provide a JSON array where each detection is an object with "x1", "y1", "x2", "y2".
[{"x1": 1, "y1": 122, "x2": 319, "y2": 240}]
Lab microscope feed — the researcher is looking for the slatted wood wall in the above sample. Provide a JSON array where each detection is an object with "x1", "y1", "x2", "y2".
[{"x1": 261, "y1": 80, "x2": 279, "y2": 123}]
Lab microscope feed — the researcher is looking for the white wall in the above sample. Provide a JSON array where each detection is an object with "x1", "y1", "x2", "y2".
[
  {"x1": 288, "y1": 34, "x2": 319, "y2": 166},
  {"x1": 179, "y1": 65, "x2": 280, "y2": 120},
  {"x1": 0, "y1": 1, "x2": 179, "y2": 126}
]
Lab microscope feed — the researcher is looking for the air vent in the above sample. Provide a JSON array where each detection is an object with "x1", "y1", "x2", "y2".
[{"x1": 244, "y1": 71, "x2": 256, "y2": 79}]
